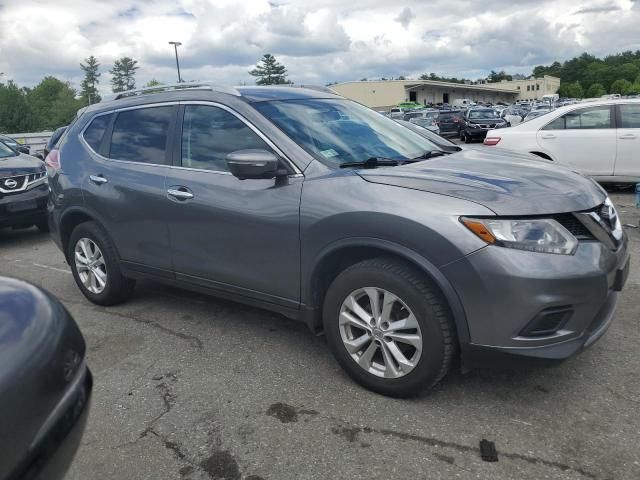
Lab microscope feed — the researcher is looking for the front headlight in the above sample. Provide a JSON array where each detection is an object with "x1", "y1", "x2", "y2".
[{"x1": 461, "y1": 217, "x2": 578, "y2": 255}]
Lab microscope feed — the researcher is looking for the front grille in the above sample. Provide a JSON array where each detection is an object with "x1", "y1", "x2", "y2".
[
  {"x1": 0, "y1": 171, "x2": 46, "y2": 194},
  {"x1": 553, "y1": 213, "x2": 595, "y2": 240}
]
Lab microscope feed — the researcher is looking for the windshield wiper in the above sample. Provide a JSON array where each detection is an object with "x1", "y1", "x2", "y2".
[
  {"x1": 410, "y1": 150, "x2": 451, "y2": 160},
  {"x1": 339, "y1": 157, "x2": 400, "y2": 169}
]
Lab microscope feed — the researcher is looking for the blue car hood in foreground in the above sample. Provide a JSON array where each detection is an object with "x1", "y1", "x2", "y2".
[{"x1": 358, "y1": 148, "x2": 605, "y2": 215}]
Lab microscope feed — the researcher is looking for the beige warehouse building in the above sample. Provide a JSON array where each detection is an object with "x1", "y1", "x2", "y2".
[{"x1": 331, "y1": 76, "x2": 560, "y2": 110}]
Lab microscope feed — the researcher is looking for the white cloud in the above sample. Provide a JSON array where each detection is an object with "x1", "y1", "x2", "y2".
[{"x1": 0, "y1": 0, "x2": 638, "y2": 94}]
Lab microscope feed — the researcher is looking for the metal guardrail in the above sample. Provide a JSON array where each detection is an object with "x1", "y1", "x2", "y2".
[{"x1": 4, "y1": 131, "x2": 52, "y2": 156}]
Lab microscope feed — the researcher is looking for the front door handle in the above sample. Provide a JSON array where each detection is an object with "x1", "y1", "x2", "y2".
[
  {"x1": 89, "y1": 174, "x2": 108, "y2": 185},
  {"x1": 619, "y1": 134, "x2": 637, "y2": 139},
  {"x1": 540, "y1": 133, "x2": 556, "y2": 139},
  {"x1": 167, "y1": 187, "x2": 194, "y2": 200}
]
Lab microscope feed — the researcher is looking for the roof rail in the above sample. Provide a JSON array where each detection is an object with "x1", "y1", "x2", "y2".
[
  {"x1": 287, "y1": 84, "x2": 339, "y2": 95},
  {"x1": 103, "y1": 81, "x2": 241, "y2": 102}
]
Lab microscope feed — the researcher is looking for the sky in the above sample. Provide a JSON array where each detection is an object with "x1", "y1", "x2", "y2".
[{"x1": 0, "y1": 0, "x2": 639, "y2": 94}]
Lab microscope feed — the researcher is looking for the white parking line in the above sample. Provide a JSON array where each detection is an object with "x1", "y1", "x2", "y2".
[{"x1": 32, "y1": 263, "x2": 72, "y2": 274}]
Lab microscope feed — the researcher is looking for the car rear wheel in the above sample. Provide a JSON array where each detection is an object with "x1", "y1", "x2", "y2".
[
  {"x1": 323, "y1": 257, "x2": 455, "y2": 397},
  {"x1": 68, "y1": 222, "x2": 135, "y2": 306},
  {"x1": 464, "y1": 132, "x2": 472, "y2": 144}
]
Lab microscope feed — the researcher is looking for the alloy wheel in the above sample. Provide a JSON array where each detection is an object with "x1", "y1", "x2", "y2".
[
  {"x1": 339, "y1": 287, "x2": 423, "y2": 378},
  {"x1": 74, "y1": 237, "x2": 107, "y2": 294}
]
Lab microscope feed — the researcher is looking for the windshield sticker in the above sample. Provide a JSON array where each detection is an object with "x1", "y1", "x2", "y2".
[{"x1": 320, "y1": 149, "x2": 339, "y2": 158}]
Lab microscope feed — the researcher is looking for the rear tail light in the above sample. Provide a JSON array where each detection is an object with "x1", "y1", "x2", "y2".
[
  {"x1": 483, "y1": 137, "x2": 501, "y2": 146},
  {"x1": 45, "y1": 149, "x2": 61, "y2": 170}
]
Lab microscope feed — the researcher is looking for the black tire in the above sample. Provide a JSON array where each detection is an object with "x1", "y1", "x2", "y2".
[
  {"x1": 35, "y1": 221, "x2": 49, "y2": 233},
  {"x1": 68, "y1": 221, "x2": 135, "y2": 306},
  {"x1": 464, "y1": 132, "x2": 472, "y2": 143},
  {"x1": 323, "y1": 257, "x2": 455, "y2": 397}
]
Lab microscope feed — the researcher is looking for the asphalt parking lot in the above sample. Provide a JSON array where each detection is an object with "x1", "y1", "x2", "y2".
[{"x1": 1, "y1": 190, "x2": 638, "y2": 480}]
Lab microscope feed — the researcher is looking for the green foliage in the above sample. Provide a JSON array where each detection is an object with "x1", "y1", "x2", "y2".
[
  {"x1": 249, "y1": 54, "x2": 292, "y2": 85},
  {"x1": 487, "y1": 70, "x2": 512, "y2": 82},
  {"x1": 533, "y1": 50, "x2": 640, "y2": 93},
  {"x1": 145, "y1": 79, "x2": 163, "y2": 87},
  {"x1": 0, "y1": 77, "x2": 82, "y2": 133},
  {"x1": 419, "y1": 72, "x2": 467, "y2": 84},
  {"x1": 80, "y1": 56, "x2": 101, "y2": 104},
  {"x1": 610, "y1": 79, "x2": 633, "y2": 94},
  {"x1": 585, "y1": 83, "x2": 606, "y2": 98},
  {"x1": 110, "y1": 57, "x2": 139, "y2": 92},
  {"x1": 558, "y1": 81, "x2": 584, "y2": 98}
]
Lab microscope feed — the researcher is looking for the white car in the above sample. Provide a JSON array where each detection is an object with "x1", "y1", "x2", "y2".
[{"x1": 484, "y1": 99, "x2": 640, "y2": 182}]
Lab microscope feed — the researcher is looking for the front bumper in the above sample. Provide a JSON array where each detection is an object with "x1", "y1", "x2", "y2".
[
  {"x1": 0, "y1": 183, "x2": 48, "y2": 228},
  {"x1": 442, "y1": 236, "x2": 629, "y2": 369}
]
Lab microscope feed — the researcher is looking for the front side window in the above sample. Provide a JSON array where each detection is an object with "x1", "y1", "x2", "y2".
[
  {"x1": 181, "y1": 105, "x2": 272, "y2": 172},
  {"x1": 109, "y1": 106, "x2": 174, "y2": 164},
  {"x1": 544, "y1": 106, "x2": 611, "y2": 130},
  {"x1": 619, "y1": 104, "x2": 640, "y2": 128},
  {"x1": 254, "y1": 99, "x2": 442, "y2": 166},
  {"x1": 83, "y1": 114, "x2": 112, "y2": 153}
]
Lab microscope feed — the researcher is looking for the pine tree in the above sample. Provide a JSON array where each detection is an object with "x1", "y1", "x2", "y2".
[
  {"x1": 80, "y1": 56, "x2": 101, "y2": 104},
  {"x1": 249, "y1": 54, "x2": 291, "y2": 85},
  {"x1": 110, "y1": 57, "x2": 139, "y2": 93}
]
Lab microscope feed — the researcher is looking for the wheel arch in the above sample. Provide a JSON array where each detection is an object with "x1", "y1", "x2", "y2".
[
  {"x1": 303, "y1": 238, "x2": 470, "y2": 344},
  {"x1": 59, "y1": 208, "x2": 117, "y2": 262}
]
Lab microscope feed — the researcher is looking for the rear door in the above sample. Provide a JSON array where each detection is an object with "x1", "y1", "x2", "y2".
[
  {"x1": 164, "y1": 103, "x2": 303, "y2": 307},
  {"x1": 80, "y1": 104, "x2": 177, "y2": 275},
  {"x1": 614, "y1": 103, "x2": 640, "y2": 177},
  {"x1": 536, "y1": 105, "x2": 616, "y2": 176}
]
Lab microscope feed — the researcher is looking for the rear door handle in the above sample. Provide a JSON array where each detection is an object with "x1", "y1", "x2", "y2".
[
  {"x1": 618, "y1": 134, "x2": 637, "y2": 139},
  {"x1": 89, "y1": 174, "x2": 108, "y2": 185},
  {"x1": 540, "y1": 133, "x2": 556, "y2": 139},
  {"x1": 167, "y1": 187, "x2": 194, "y2": 201}
]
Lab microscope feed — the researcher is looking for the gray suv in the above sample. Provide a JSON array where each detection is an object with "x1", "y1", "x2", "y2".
[{"x1": 48, "y1": 84, "x2": 630, "y2": 397}]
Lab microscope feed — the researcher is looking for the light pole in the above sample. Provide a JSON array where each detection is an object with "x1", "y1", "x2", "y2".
[{"x1": 168, "y1": 41, "x2": 182, "y2": 83}]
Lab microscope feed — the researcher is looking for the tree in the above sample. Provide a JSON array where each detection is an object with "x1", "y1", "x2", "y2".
[
  {"x1": 26, "y1": 77, "x2": 82, "y2": 130},
  {"x1": 80, "y1": 56, "x2": 101, "y2": 104},
  {"x1": 487, "y1": 70, "x2": 512, "y2": 82},
  {"x1": 145, "y1": 79, "x2": 163, "y2": 87},
  {"x1": 559, "y1": 81, "x2": 584, "y2": 98},
  {"x1": 585, "y1": 83, "x2": 606, "y2": 98},
  {"x1": 110, "y1": 57, "x2": 139, "y2": 92},
  {"x1": 249, "y1": 54, "x2": 291, "y2": 85},
  {"x1": 610, "y1": 79, "x2": 632, "y2": 94},
  {"x1": 0, "y1": 81, "x2": 33, "y2": 132}
]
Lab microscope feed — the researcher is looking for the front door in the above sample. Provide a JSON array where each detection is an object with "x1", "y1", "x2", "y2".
[
  {"x1": 164, "y1": 104, "x2": 303, "y2": 307},
  {"x1": 536, "y1": 105, "x2": 616, "y2": 176},
  {"x1": 614, "y1": 103, "x2": 640, "y2": 177},
  {"x1": 442, "y1": 93, "x2": 450, "y2": 104},
  {"x1": 81, "y1": 105, "x2": 177, "y2": 273}
]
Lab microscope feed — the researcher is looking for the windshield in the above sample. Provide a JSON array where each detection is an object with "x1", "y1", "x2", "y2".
[
  {"x1": 469, "y1": 109, "x2": 498, "y2": 119},
  {"x1": 254, "y1": 99, "x2": 441, "y2": 166},
  {"x1": 0, "y1": 141, "x2": 17, "y2": 158}
]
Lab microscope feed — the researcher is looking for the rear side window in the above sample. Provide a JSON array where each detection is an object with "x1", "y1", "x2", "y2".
[
  {"x1": 619, "y1": 104, "x2": 640, "y2": 128},
  {"x1": 181, "y1": 105, "x2": 272, "y2": 173},
  {"x1": 83, "y1": 115, "x2": 111, "y2": 152},
  {"x1": 109, "y1": 106, "x2": 174, "y2": 164},
  {"x1": 544, "y1": 106, "x2": 611, "y2": 130}
]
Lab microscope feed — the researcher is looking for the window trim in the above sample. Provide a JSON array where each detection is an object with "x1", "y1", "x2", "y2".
[
  {"x1": 79, "y1": 100, "x2": 301, "y2": 176},
  {"x1": 541, "y1": 105, "x2": 615, "y2": 131}
]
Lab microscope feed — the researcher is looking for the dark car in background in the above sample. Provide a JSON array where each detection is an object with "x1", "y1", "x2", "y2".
[
  {"x1": 0, "y1": 134, "x2": 30, "y2": 155},
  {"x1": 44, "y1": 126, "x2": 68, "y2": 161},
  {"x1": 0, "y1": 277, "x2": 92, "y2": 480},
  {"x1": 435, "y1": 110, "x2": 464, "y2": 137},
  {"x1": 0, "y1": 141, "x2": 49, "y2": 232},
  {"x1": 460, "y1": 108, "x2": 507, "y2": 143},
  {"x1": 395, "y1": 119, "x2": 461, "y2": 152}
]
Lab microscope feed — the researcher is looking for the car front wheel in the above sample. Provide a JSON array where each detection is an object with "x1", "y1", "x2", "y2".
[{"x1": 323, "y1": 257, "x2": 455, "y2": 397}]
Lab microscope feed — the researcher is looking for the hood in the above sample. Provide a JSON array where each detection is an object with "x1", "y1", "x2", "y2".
[
  {"x1": 0, "y1": 153, "x2": 44, "y2": 177},
  {"x1": 358, "y1": 148, "x2": 605, "y2": 215}
]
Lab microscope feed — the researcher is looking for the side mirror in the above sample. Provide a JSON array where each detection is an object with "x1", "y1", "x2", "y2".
[
  {"x1": 226, "y1": 149, "x2": 281, "y2": 180},
  {"x1": 18, "y1": 146, "x2": 30, "y2": 154}
]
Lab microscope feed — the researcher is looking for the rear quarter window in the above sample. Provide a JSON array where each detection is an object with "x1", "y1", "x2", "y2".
[{"x1": 83, "y1": 114, "x2": 113, "y2": 153}]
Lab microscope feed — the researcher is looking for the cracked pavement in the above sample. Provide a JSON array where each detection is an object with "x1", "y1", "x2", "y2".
[{"x1": 0, "y1": 190, "x2": 638, "y2": 480}]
